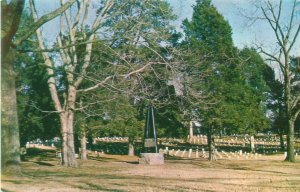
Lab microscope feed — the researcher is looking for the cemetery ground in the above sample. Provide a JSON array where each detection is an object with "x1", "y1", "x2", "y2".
[{"x1": 1, "y1": 147, "x2": 300, "y2": 192}]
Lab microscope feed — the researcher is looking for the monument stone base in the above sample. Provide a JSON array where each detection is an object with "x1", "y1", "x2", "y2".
[{"x1": 139, "y1": 153, "x2": 164, "y2": 165}]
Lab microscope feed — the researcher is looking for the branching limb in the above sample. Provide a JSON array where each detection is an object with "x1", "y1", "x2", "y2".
[
  {"x1": 29, "y1": 0, "x2": 64, "y2": 113},
  {"x1": 74, "y1": 0, "x2": 115, "y2": 88},
  {"x1": 15, "y1": 0, "x2": 76, "y2": 46}
]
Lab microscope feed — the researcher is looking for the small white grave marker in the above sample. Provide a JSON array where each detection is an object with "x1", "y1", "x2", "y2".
[
  {"x1": 165, "y1": 147, "x2": 169, "y2": 154},
  {"x1": 188, "y1": 149, "x2": 192, "y2": 158}
]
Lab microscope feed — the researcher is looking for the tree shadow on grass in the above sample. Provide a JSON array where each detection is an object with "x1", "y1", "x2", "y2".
[
  {"x1": 1, "y1": 188, "x2": 14, "y2": 192},
  {"x1": 1, "y1": 180, "x2": 25, "y2": 185},
  {"x1": 59, "y1": 177, "x2": 131, "y2": 192},
  {"x1": 85, "y1": 182, "x2": 126, "y2": 192},
  {"x1": 88, "y1": 155, "x2": 139, "y2": 165},
  {"x1": 88, "y1": 156, "x2": 116, "y2": 162},
  {"x1": 33, "y1": 161, "x2": 55, "y2": 166},
  {"x1": 125, "y1": 161, "x2": 139, "y2": 164}
]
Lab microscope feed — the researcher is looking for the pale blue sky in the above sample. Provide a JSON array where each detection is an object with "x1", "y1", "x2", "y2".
[{"x1": 168, "y1": 0, "x2": 299, "y2": 56}]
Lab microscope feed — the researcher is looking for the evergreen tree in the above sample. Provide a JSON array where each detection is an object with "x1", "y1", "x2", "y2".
[{"x1": 182, "y1": 0, "x2": 271, "y2": 159}]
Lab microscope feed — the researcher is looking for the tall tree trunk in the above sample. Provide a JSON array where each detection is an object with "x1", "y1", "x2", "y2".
[
  {"x1": 1, "y1": 0, "x2": 25, "y2": 175},
  {"x1": 278, "y1": 105, "x2": 285, "y2": 150},
  {"x1": 59, "y1": 110, "x2": 77, "y2": 166},
  {"x1": 60, "y1": 110, "x2": 77, "y2": 166},
  {"x1": 1, "y1": 51, "x2": 21, "y2": 174},
  {"x1": 81, "y1": 130, "x2": 87, "y2": 160},
  {"x1": 128, "y1": 139, "x2": 135, "y2": 156},
  {"x1": 64, "y1": 86, "x2": 77, "y2": 166},
  {"x1": 189, "y1": 121, "x2": 193, "y2": 141},
  {"x1": 60, "y1": 113, "x2": 68, "y2": 165},
  {"x1": 58, "y1": 86, "x2": 77, "y2": 166},
  {"x1": 207, "y1": 126, "x2": 213, "y2": 161},
  {"x1": 279, "y1": 125, "x2": 285, "y2": 150},
  {"x1": 284, "y1": 56, "x2": 295, "y2": 162},
  {"x1": 250, "y1": 135, "x2": 255, "y2": 153},
  {"x1": 285, "y1": 119, "x2": 295, "y2": 162}
]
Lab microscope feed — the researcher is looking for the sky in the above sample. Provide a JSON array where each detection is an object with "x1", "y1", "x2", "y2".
[
  {"x1": 167, "y1": 0, "x2": 300, "y2": 78},
  {"x1": 168, "y1": 0, "x2": 300, "y2": 55},
  {"x1": 34, "y1": 0, "x2": 300, "y2": 57}
]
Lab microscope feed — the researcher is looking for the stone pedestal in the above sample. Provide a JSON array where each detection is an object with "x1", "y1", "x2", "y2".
[{"x1": 139, "y1": 153, "x2": 164, "y2": 165}]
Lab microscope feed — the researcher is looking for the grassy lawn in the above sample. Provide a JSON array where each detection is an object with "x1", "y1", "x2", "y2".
[{"x1": 1, "y1": 149, "x2": 300, "y2": 192}]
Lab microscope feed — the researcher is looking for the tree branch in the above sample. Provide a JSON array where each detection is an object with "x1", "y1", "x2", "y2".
[
  {"x1": 258, "y1": 47, "x2": 284, "y2": 73},
  {"x1": 30, "y1": 0, "x2": 64, "y2": 113},
  {"x1": 292, "y1": 94, "x2": 300, "y2": 112},
  {"x1": 77, "y1": 76, "x2": 114, "y2": 93},
  {"x1": 261, "y1": 5, "x2": 284, "y2": 48},
  {"x1": 81, "y1": 0, "x2": 91, "y2": 39},
  {"x1": 287, "y1": 23, "x2": 300, "y2": 53},
  {"x1": 17, "y1": 39, "x2": 98, "y2": 52},
  {"x1": 14, "y1": 0, "x2": 76, "y2": 46},
  {"x1": 74, "y1": 0, "x2": 115, "y2": 88},
  {"x1": 1, "y1": 0, "x2": 25, "y2": 56}
]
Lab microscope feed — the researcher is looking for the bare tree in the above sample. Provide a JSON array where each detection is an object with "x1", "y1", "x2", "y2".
[
  {"x1": 30, "y1": 0, "x2": 115, "y2": 167},
  {"x1": 258, "y1": 0, "x2": 300, "y2": 162},
  {"x1": 1, "y1": 0, "x2": 76, "y2": 174}
]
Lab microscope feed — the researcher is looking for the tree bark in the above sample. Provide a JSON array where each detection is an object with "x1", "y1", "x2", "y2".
[
  {"x1": 278, "y1": 105, "x2": 285, "y2": 150},
  {"x1": 64, "y1": 86, "x2": 77, "y2": 166},
  {"x1": 1, "y1": 51, "x2": 21, "y2": 174},
  {"x1": 207, "y1": 127, "x2": 213, "y2": 161},
  {"x1": 284, "y1": 54, "x2": 295, "y2": 162},
  {"x1": 189, "y1": 121, "x2": 193, "y2": 141},
  {"x1": 279, "y1": 127, "x2": 285, "y2": 150},
  {"x1": 285, "y1": 119, "x2": 295, "y2": 162},
  {"x1": 81, "y1": 130, "x2": 87, "y2": 160},
  {"x1": 1, "y1": 0, "x2": 25, "y2": 174},
  {"x1": 59, "y1": 109, "x2": 77, "y2": 166},
  {"x1": 128, "y1": 140, "x2": 135, "y2": 156},
  {"x1": 59, "y1": 113, "x2": 69, "y2": 165}
]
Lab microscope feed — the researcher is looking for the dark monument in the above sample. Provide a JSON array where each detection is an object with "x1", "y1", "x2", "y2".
[
  {"x1": 144, "y1": 105, "x2": 158, "y2": 153},
  {"x1": 139, "y1": 105, "x2": 164, "y2": 164}
]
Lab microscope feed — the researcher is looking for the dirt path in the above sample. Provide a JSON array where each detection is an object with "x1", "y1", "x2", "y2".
[{"x1": 1, "y1": 154, "x2": 300, "y2": 192}]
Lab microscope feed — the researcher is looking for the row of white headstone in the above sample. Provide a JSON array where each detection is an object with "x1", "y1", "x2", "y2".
[
  {"x1": 160, "y1": 147, "x2": 267, "y2": 160},
  {"x1": 188, "y1": 135, "x2": 288, "y2": 145},
  {"x1": 26, "y1": 143, "x2": 56, "y2": 148},
  {"x1": 94, "y1": 137, "x2": 129, "y2": 142},
  {"x1": 189, "y1": 137, "x2": 208, "y2": 145},
  {"x1": 188, "y1": 137, "x2": 283, "y2": 148}
]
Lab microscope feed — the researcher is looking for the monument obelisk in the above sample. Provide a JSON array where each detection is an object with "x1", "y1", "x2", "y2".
[{"x1": 139, "y1": 105, "x2": 164, "y2": 164}]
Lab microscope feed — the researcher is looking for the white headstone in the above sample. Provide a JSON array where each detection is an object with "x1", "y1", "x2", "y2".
[
  {"x1": 188, "y1": 149, "x2": 192, "y2": 158},
  {"x1": 165, "y1": 147, "x2": 169, "y2": 154}
]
